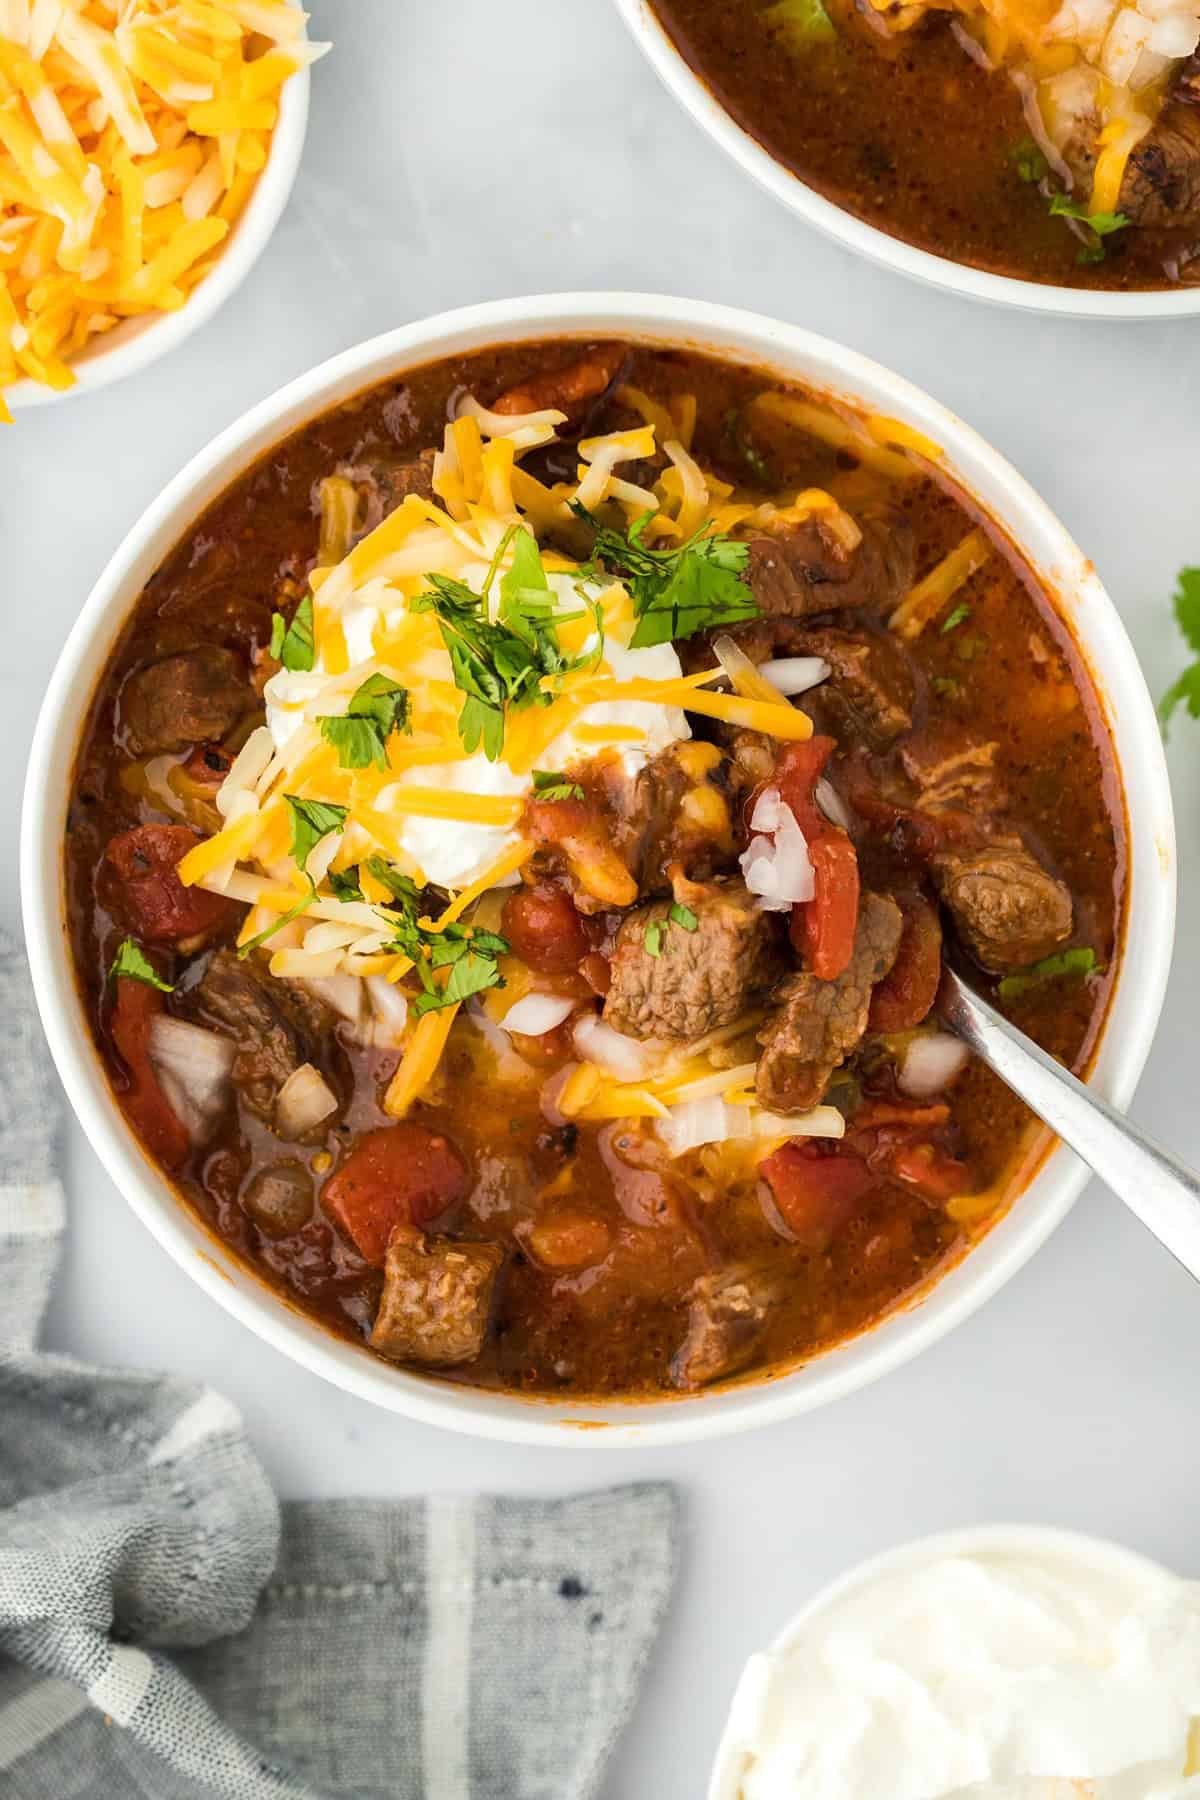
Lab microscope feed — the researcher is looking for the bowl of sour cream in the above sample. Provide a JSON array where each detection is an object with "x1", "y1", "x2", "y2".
[{"x1": 711, "y1": 1524, "x2": 1200, "y2": 1799}]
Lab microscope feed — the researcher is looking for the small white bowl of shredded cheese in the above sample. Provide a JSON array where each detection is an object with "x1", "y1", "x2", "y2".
[
  {"x1": 3, "y1": 0, "x2": 322, "y2": 413},
  {"x1": 710, "y1": 1525, "x2": 1200, "y2": 1800}
]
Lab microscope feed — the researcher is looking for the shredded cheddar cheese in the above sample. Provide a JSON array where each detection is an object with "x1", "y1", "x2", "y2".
[{"x1": 0, "y1": 0, "x2": 329, "y2": 411}]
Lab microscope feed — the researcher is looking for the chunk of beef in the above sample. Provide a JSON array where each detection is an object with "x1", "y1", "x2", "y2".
[
  {"x1": 671, "y1": 1265, "x2": 783, "y2": 1389},
  {"x1": 932, "y1": 844, "x2": 1072, "y2": 973},
  {"x1": 1119, "y1": 56, "x2": 1200, "y2": 231},
  {"x1": 490, "y1": 346, "x2": 629, "y2": 433},
  {"x1": 119, "y1": 647, "x2": 248, "y2": 754},
  {"x1": 336, "y1": 449, "x2": 438, "y2": 541},
  {"x1": 604, "y1": 878, "x2": 785, "y2": 1042},
  {"x1": 756, "y1": 891, "x2": 903, "y2": 1113},
  {"x1": 783, "y1": 624, "x2": 915, "y2": 749},
  {"x1": 192, "y1": 949, "x2": 336, "y2": 1130},
  {"x1": 740, "y1": 500, "x2": 914, "y2": 628},
  {"x1": 369, "y1": 1227, "x2": 504, "y2": 1366}
]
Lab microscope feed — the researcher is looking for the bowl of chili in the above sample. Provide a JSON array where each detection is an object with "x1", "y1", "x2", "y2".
[{"x1": 20, "y1": 293, "x2": 1175, "y2": 1444}]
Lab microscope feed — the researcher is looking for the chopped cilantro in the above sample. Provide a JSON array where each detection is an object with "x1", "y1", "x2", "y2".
[
  {"x1": 1010, "y1": 136, "x2": 1049, "y2": 184},
  {"x1": 531, "y1": 769, "x2": 585, "y2": 802},
  {"x1": 411, "y1": 528, "x2": 598, "y2": 761},
  {"x1": 1158, "y1": 567, "x2": 1200, "y2": 736},
  {"x1": 269, "y1": 594, "x2": 315, "y2": 672},
  {"x1": 327, "y1": 867, "x2": 365, "y2": 904},
  {"x1": 109, "y1": 939, "x2": 174, "y2": 992},
  {"x1": 762, "y1": 0, "x2": 835, "y2": 44},
  {"x1": 644, "y1": 903, "x2": 699, "y2": 959},
  {"x1": 941, "y1": 601, "x2": 971, "y2": 635},
  {"x1": 572, "y1": 504, "x2": 757, "y2": 649},
  {"x1": 319, "y1": 673, "x2": 411, "y2": 770},
  {"x1": 284, "y1": 794, "x2": 348, "y2": 871},
  {"x1": 1047, "y1": 192, "x2": 1129, "y2": 264},
  {"x1": 363, "y1": 855, "x2": 423, "y2": 909},
  {"x1": 997, "y1": 946, "x2": 1103, "y2": 1000},
  {"x1": 369, "y1": 866, "x2": 509, "y2": 1014}
]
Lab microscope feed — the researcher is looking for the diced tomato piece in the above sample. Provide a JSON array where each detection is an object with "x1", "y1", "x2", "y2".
[
  {"x1": 792, "y1": 833, "x2": 861, "y2": 981},
  {"x1": 869, "y1": 894, "x2": 943, "y2": 1032},
  {"x1": 501, "y1": 884, "x2": 589, "y2": 976},
  {"x1": 322, "y1": 1123, "x2": 469, "y2": 1265},
  {"x1": 110, "y1": 976, "x2": 191, "y2": 1170},
  {"x1": 102, "y1": 824, "x2": 240, "y2": 946},
  {"x1": 773, "y1": 737, "x2": 835, "y2": 838},
  {"x1": 775, "y1": 738, "x2": 860, "y2": 981},
  {"x1": 887, "y1": 1141, "x2": 972, "y2": 1203},
  {"x1": 760, "y1": 1140, "x2": 877, "y2": 1251}
]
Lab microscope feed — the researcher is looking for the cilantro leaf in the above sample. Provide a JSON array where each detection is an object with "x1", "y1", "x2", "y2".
[
  {"x1": 941, "y1": 601, "x2": 971, "y2": 634},
  {"x1": 110, "y1": 938, "x2": 174, "y2": 992},
  {"x1": 319, "y1": 673, "x2": 412, "y2": 770},
  {"x1": 531, "y1": 769, "x2": 585, "y2": 802},
  {"x1": 1047, "y1": 192, "x2": 1129, "y2": 263},
  {"x1": 572, "y1": 505, "x2": 757, "y2": 649},
  {"x1": 284, "y1": 794, "x2": 348, "y2": 870},
  {"x1": 1158, "y1": 567, "x2": 1200, "y2": 736},
  {"x1": 363, "y1": 855, "x2": 423, "y2": 909},
  {"x1": 412, "y1": 535, "x2": 599, "y2": 761},
  {"x1": 1010, "y1": 136, "x2": 1049, "y2": 184},
  {"x1": 668, "y1": 902, "x2": 698, "y2": 931},
  {"x1": 269, "y1": 594, "x2": 315, "y2": 672},
  {"x1": 643, "y1": 921, "x2": 663, "y2": 958},
  {"x1": 328, "y1": 867, "x2": 365, "y2": 904},
  {"x1": 644, "y1": 901, "x2": 699, "y2": 960},
  {"x1": 997, "y1": 946, "x2": 1103, "y2": 1001}
]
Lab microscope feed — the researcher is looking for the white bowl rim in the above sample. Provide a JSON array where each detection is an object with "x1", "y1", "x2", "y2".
[
  {"x1": 6, "y1": 40, "x2": 310, "y2": 409},
  {"x1": 611, "y1": 0, "x2": 1200, "y2": 320},
  {"x1": 707, "y1": 1522, "x2": 1181, "y2": 1798},
  {"x1": 20, "y1": 290, "x2": 1177, "y2": 1448}
]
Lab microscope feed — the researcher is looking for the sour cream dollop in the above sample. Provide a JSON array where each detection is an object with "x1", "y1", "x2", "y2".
[
  {"x1": 721, "y1": 1543, "x2": 1200, "y2": 1800},
  {"x1": 263, "y1": 569, "x2": 691, "y2": 890}
]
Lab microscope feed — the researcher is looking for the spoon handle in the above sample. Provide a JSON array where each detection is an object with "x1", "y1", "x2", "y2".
[{"x1": 939, "y1": 970, "x2": 1200, "y2": 1284}]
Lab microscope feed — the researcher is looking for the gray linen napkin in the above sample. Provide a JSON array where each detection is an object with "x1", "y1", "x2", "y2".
[{"x1": 0, "y1": 931, "x2": 678, "y2": 1798}]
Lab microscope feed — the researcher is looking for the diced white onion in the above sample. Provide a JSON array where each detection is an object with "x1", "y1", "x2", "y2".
[
  {"x1": 740, "y1": 790, "x2": 814, "y2": 912},
  {"x1": 365, "y1": 975, "x2": 409, "y2": 1048},
  {"x1": 147, "y1": 1017, "x2": 234, "y2": 1145},
  {"x1": 899, "y1": 1033, "x2": 970, "y2": 1099},
  {"x1": 815, "y1": 776, "x2": 852, "y2": 832},
  {"x1": 572, "y1": 1012, "x2": 659, "y2": 1081},
  {"x1": 303, "y1": 974, "x2": 367, "y2": 1031},
  {"x1": 760, "y1": 656, "x2": 831, "y2": 697},
  {"x1": 275, "y1": 1063, "x2": 338, "y2": 1140},
  {"x1": 658, "y1": 1096, "x2": 753, "y2": 1156},
  {"x1": 501, "y1": 992, "x2": 577, "y2": 1037},
  {"x1": 656, "y1": 1097, "x2": 846, "y2": 1157}
]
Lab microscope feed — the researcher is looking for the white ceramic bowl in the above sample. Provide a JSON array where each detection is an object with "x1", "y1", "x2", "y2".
[
  {"x1": 708, "y1": 1523, "x2": 1181, "y2": 1797},
  {"x1": 20, "y1": 292, "x2": 1176, "y2": 1447},
  {"x1": 613, "y1": 0, "x2": 1200, "y2": 319},
  {"x1": 6, "y1": 53, "x2": 310, "y2": 410}
]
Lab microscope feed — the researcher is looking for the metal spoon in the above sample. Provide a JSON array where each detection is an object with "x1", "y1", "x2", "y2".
[{"x1": 938, "y1": 966, "x2": 1200, "y2": 1282}]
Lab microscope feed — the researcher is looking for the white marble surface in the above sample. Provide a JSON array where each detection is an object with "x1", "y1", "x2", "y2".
[{"x1": 9, "y1": 3, "x2": 1200, "y2": 1794}]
